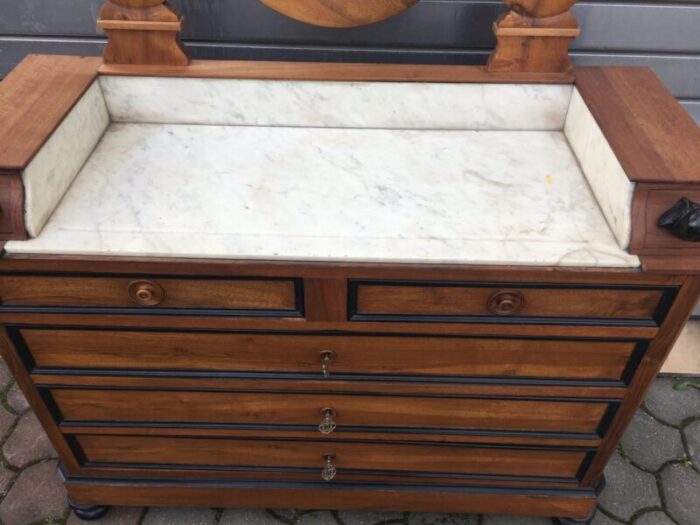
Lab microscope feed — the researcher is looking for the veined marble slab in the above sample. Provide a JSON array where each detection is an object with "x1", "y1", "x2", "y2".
[
  {"x1": 99, "y1": 76, "x2": 573, "y2": 131},
  {"x1": 6, "y1": 123, "x2": 640, "y2": 268},
  {"x1": 564, "y1": 89, "x2": 635, "y2": 248},
  {"x1": 22, "y1": 81, "x2": 109, "y2": 236}
]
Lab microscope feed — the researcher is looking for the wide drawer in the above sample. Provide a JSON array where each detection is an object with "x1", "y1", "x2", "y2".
[
  {"x1": 73, "y1": 434, "x2": 590, "y2": 481},
  {"x1": 46, "y1": 388, "x2": 616, "y2": 437},
  {"x1": 17, "y1": 328, "x2": 642, "y2": 382},
  {"x1": 350, "y1": 280, "x2": 675, "y2": 324},
  {"x1": 0, "y1": 275, "x2": 301, "y2": 314}
]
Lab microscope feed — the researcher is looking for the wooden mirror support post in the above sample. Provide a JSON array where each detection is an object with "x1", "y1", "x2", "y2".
[
  {"x1": 98, "y1": 0, "x2": 189, "y2": 65},
  {"x1": 488, "y1": 0, "x2": 580, "y2": 73}
]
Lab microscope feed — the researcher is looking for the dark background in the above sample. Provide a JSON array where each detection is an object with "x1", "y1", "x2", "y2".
[{"x1": 0, "y1": 0, "x2": 698, "y2": 122}]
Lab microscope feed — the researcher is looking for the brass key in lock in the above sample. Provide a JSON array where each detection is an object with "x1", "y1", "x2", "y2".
[
  {"x1": 321, "y1": 454, "x2": 337, "y2": 481},
  {"x1": 318, "y1": 408, "x2": 337, "y2": 434},
  {"x1": 320, "y1": 350, "x2": 335, "y2": 379}
]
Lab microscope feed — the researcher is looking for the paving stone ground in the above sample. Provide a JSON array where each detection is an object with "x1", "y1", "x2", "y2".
[{"x1": 0, "y1": 359, "x2": 698, "y2": 525}]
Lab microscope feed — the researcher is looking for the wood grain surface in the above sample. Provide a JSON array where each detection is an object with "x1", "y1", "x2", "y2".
[
  {"x1": 0, "y1": 55, "x2": 100, "y2": 172},
  {"x1": 259, "y1": 0, "x2": 418, "y2": 28},
  {"x1": 21, "y1": 328, "x2": 639, "y2": 381},
  {"x1": 575, "y1": 67, "x2": 700, "y2": 184},
  {"x1": 75, "y1": 434, "x2": 588, "y2": 478},
  {"x1": 48, "y1": 388, "x2": 611, "y2": 435}
]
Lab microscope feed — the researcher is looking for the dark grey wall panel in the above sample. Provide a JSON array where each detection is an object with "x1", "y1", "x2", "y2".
[
  {"x1": 2, "y1": 38, "x2": 697, "y2": 100},
  {"x1": 0, "y1": 36, "x2": 101, "y2": 76},
  {"x1": 682, "y1": 100, "x2": 700, "y2": 122},
  {"x1": 2, "y1": 1, "x2": 699, "y2": 54},
  {"x1": 0, "y1": 0, "x2": 698, "y2": 113},
  {"x1": 573, "y1": 2, "x2": 700, "y2": 53},
  {"x1": 0, "y1": 0, "x2": 103, "y2": 36}
]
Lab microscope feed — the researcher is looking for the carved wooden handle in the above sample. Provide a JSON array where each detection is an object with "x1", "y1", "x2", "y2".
[
  {"x1": 658, "y1": 198, "x2": 700, "y2": 242},
  {"x1": 128, "y1": 280, "x2": 165, "y2": 306},
  {"x1": 487, "y1": 290, "x2": 525, "y2": 316}
]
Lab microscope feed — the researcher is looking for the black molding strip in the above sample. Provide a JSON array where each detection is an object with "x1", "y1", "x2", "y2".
[
  {"x1": 77, "y1": 460, "x2": 581, "y2": 485},
  {"x1": 60, "y1": 421, "x2": 603, "y2": 442},
  {"x1": 59, "y1": 421, "x2": 603, "y2": 443},
  {"x1": 7, "y1": 325, "x2": 643, "y2": 387},
  {"x1": 59, "y1": 466, "x2": 597, "y2": 497},
  {"x1": 0, "y1": 272, "x2": 305, "y2": 318},
  {"x1": 38, "y1": 384, "x2": 621, "y2": 403},
  {"x1": 31, "y1": 368, "x2": 629, "y2": 389},
  {"x1": 347, "y1": 279, "x2": 679, "y2": 327},
  {"x1": 39, "y1": 386, "x2": 620, "y2": 440}
]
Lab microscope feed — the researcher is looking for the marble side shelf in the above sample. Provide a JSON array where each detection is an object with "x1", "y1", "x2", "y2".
[{"x1": 6, "y1": 122, "x2": 640, "y2": 267}]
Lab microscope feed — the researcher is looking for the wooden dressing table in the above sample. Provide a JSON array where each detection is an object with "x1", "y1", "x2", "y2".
[{"x1": 0, "y1": 0, "x2": 699, "y2": 522}]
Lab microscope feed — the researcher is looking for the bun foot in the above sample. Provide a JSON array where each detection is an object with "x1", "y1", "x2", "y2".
[
  {"x1": 70, "y1": 501, "x2": 109, "y2": 521},
  {"x1": 554, "y1": 517, "x2": 593, "y2": 525},
  {"x1": 555, "y1": 479, "x2": 602, "y2": 525}
]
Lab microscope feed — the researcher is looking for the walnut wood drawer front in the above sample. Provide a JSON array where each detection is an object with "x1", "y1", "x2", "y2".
[
  {"x1": 350, "y1": 280, "x2": 675, "y2": 325},
  {"x1": 17, "y1": 328, "x2": 641, "y2": 383},
  {"x1": 0, "y1": 275, "x2": 301, "y2": 315},
  {"x1": 46, "y1": 388, "x2": 615, "y2": 438},
  {"x1": 73, "y1": 434, "x2": 591, "y2": 481}
]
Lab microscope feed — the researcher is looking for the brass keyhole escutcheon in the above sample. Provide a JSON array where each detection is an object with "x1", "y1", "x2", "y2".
[
  {"x1": 127, "y1": 280, "x2": 165, "y2": 307},
  {"x1": 321, "y1": 454, "x2": 337, "y2": 481},
  {"x1": 487, "y1": 290, "x2": 524, "y2": 316},
  {"x1": 318, "y1": 408, "x2": 337, "y2": 435},
  {"x1": 320, "y1": 350, "x2": 336, "y2": 379}
]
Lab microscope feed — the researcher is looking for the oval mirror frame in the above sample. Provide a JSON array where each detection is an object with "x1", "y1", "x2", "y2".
[{"x1": 259, "y1": 0, "x2": 419, "y2": 28}]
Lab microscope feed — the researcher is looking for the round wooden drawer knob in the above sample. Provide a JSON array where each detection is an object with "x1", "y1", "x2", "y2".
[
  {"x1": 128, "y1": 280, "x2": 165, "y2": 306},
  {"x1": 487, "y1": 290, "x2": 524, "y2": 316}
]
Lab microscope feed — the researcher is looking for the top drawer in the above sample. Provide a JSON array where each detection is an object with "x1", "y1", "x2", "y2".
[
  {"x1": 0, "y1": 275, "x2": 302, "y2": 316},
  {"x1": 350, "y1": 280, "x2": 676, "y2": 326}
]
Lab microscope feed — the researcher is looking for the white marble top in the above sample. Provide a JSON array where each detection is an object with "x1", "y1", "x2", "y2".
[
  {"x1": 100, "y1": 76, "x2": 572, "y2": 131},
  {"x1": 6, "y1": 122, "x2": 640, "y2": 268}
]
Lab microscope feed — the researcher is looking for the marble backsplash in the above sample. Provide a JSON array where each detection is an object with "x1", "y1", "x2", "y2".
[{"x1": 99, "y1": 76, "x2": 573, "y2": 131}]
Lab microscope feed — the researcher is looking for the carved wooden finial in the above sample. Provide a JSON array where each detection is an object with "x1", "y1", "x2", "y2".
[
  {"x1": 98, "y1": 0, "x2": 189, "y2": 65},
  {"x1": 487, "y1": 0, "x2": 580, "y2": 73}
]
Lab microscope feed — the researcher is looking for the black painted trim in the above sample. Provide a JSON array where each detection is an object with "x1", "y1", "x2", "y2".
[
  {"x1": 59, "y1": 465, "x2": 597, "y2": 497},
  {"x1": 10, "y1": 324, "x2": 644, "y2": 387},
  {"x1": 620, "y1": 341, "x2": 650, "y2": 385},
  {"x1": 60, "y1": 421, "x2": 603, "y2": 442},
  {"x1": 38, "y1": 384, "x2": 620, "y2": 403},
  {"x1": 5, "y1": 326, "x2": 36, "y2": 373},
  {"x1": 0, "y1": 306, "x2": 303, "y2": 319},
  {"x1": 69, "y1": 433, "x2": 594, "y2": 483},
  {"x1": 575, "y1": 452, "x2": 597, "y2": 482},
  {"x1": 39, "y1": 385, "x2": 620, "y2": 440},
  {"x1": 78, "y1": 460, "x2": 581, "y2": 485},
  {"x1": 653, "y1": 287, "x2": 680, "y2": 325},
  {"x1": 33, "y1": 368, "x2": 628, "y2": 389},
  {"x1": 59, "y1": 421, "x2": 604, "y2": 442},
  {"x1": 64, "y1": 434, "x2": 89, "y2": 466},
  {"x1": 0, "y1": 272, "x2": 305, "y2": 318},
  {"x1": 70, "y1": 432, "x2": 597, "y2": 453},
  {"x1": 596, "y1": 404, "x2": 620, "y2": 438},
  {"x1": 347, "y1": 279, "x2": 679, "y2": 327}
]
